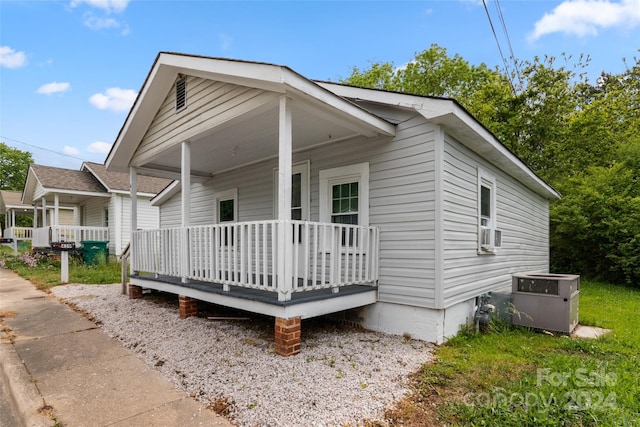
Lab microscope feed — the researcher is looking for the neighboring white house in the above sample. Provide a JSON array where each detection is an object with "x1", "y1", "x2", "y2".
[
  {"x1": 21, "y1": 162, "x2": 171, "y2": 256},
  {"x1": 105, "y1": 52, "x2": 559, "y2": 355},
  {"x1": 0, "y1": 190, "x2": 35, "y2": 242}
]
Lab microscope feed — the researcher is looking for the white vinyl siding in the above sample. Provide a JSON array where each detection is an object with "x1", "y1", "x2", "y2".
[
  {"x1": 154, "y1": 107, "x2": 551, "y2": 312},
  {"x1": 442, "y1": 133, "x2": 550, "y2": 308},
  {"x1": 112, "y1": 194, "x2": 159, "y2": 256},
  {"x1": 83, "y1": 197, "x2": 109, "y2": 227},
  {"x1": 133, "y1": 76, "x2": 277, "y2": 166},
  {"x1": 82, "y1": 195, "x2": 160, "y2": 256},
  {"x1": 158, "y1": 112, "x2": 439, "y2": 308}
]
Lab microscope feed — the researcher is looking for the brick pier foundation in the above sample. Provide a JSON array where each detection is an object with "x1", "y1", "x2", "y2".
[
  {"x1": 179, "y1": 295, "x2": 199, "y2": 319},
  {"x1": 128, "y1": 284, "x2": 143, "y2": 299},
  {"x1": 275, "y1": 317, "x2": 301, "y2": 356}
]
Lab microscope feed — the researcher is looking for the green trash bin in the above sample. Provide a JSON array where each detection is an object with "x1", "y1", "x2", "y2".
[{"x1": 81, "y1": 240, "x2": 109, "y2": 265}]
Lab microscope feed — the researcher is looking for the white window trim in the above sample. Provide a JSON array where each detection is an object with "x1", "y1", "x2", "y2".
[
  {"x1": 273, "y1": 160, "x2": 310, "y2": 221},
  {"x1": 214, "y1": 188, "x2": 238, "y2": 223},
  {"x1": 319, "y1": 162, "x2": 369, "y2": 227},
  {"x1": 477, "y1": 168, "x2": 499, "y2": 254}
]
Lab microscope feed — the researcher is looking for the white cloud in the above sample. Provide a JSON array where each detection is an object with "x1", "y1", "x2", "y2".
[
  {"x1": 0, "y1": 46, "x2": 27, "y2": 69},
  {"x1": 88, "y1": 141, "x2": 112, "y2": 154},
  {"x1": 70, "y1": 0, "x2": 129, "y2": 14},
  {"x1": 63, "y1": 146, "x2": 80, "y2": 156},
  {"x1": 36, "y1": 82, "x2": 71, "y2": 95},
  {"x1": 529, "y1": 0, "x2": 640, "y2": 40},
  {"x1": 219, "y1": 33, "x2": 233, "y2": 51},
  {"x1": 83, "y1": 13, "x2": 120, "y2": 30},
  {"x1": 89, "y1": 87, "x2": 137, "y2": 112}
]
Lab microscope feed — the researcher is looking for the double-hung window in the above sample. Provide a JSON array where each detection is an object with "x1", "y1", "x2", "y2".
[
  {"x1": 477, "y1": 168, "x2": 501, "y2": 252},
  {"x1": 215, "y1": 188, "x2": 237, "y2": 245},
  {"x1": 320, "y1": 163, "x2": 369, "y2": 246}
]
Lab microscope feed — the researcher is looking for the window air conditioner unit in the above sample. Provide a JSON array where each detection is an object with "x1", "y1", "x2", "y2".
[{"x1": 480, "y1": 227, "x2": 502, "y2": 250}]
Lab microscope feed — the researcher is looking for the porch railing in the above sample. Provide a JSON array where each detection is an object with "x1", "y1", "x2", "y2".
[
  {"x1": 32, "y1": 226, "x2": 109, "y2": 248},
  {"x1": 3, "y1": 227, "x2": 33, "y2": 240},
  {"x1": 131, "y1": 220, "x2": 379, "y2": 301}
]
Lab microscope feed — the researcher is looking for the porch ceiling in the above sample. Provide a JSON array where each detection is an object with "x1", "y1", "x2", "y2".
[
  {"x1": 108, "y1": 53, "x2": 395, "y2": 179},
  {"x1": 145, "y1": 97, "x2": 363, "y2": 177}
]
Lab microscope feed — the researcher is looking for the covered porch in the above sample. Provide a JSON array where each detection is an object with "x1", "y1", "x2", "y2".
[{"x1": 107, "y1": 54, "x2": 396, "y2": 355}]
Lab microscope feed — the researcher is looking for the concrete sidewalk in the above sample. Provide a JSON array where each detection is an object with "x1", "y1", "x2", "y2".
[{"x1": 0, "y1": 268, "x2": 234, "y2": 427}]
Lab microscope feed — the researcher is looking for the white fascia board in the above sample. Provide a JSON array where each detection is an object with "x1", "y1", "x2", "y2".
[
  {"x1": 316, "y1": 81, "x2": 434, "y2": 110},
  {"x1": 107, "y1": 56, "x2": 176, "y2": 173},
  {"x1": 150, "y1": 180, "x2": 180, "y2": 206},
  {"x1": 418, "y1": 105, "x2": 560, "y2": 200},
  {"x1": 41, "y1": 188, "x2": 111, "y2": 199},
  {"x1": 282, "y1": 73, "x2": 395, "y2": 137},
  {"x1": 109, "y1": 189, "x2": 157, "y2": 198},
  {"x1": 21, "y1": 169, "x2": 37, "y2": 204}
]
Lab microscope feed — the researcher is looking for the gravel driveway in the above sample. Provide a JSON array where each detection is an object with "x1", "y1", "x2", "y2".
[{"x1": 52, "y1": 284, "x2": 433, "y2": 427}]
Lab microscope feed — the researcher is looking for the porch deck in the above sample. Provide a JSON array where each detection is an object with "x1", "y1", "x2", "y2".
[{"x1": 130, "y1": 272, "x2": 378, "y2": 320}]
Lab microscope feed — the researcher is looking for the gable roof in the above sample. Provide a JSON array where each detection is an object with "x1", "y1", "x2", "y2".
[
  {"x1": 105, "y1": 52, "x2": 557, "y2": 201},
  {"x1": 31, "y1": 164, "x2": 106, "y2": 193},
  {"x1": 81, "y1": 162, "x2": 172, "y2": 196},
  {"x1": 106, "y1": 52, "x2": 395, "y2": 175},
  {"x1": 0, "y1": 190, "x2": 33, "y2": 212}
]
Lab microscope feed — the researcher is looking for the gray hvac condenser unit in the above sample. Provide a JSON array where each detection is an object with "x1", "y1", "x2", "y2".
[{"x1": 511, "y1": 273, "x2": 580, "y2": 333}]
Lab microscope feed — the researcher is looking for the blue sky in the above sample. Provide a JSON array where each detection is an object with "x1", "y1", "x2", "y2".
[{"x1": 1, "y1": 0, "x2": 639, "y2": 171}]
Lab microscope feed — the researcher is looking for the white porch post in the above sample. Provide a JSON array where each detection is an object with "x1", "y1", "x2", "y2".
[
  {"x1": 33, "y1": 205, "x2": 37, "y2": 227},
  {"x1": 54, "y1": 193, "x2": 59, "y2": 226},
  {"x1": 277, "y1": 95, "x2": 293, "y2": 301},
  {"x1": 41, "y1": 198, "x2": 47, "y2": 228},
  {"x1": 181, "y1": 141, "x2": 191, "y2": 283},
  {"x1": 130, "y1": 167, "x2": 138, "y2": 274},
  {"x1": 11, "y1": 210, "x2": 15, "y2": 228}
]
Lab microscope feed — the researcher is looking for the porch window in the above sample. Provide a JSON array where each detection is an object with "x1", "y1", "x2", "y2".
[
  {"x1": 215, "y1": 188, "x2": 238, "y2": 245},
  {"x1": 103, "y1": 207, "x2": 109, "y2": 227},
  {"x1": 320, "y1": 163, "x2": 369, "y2": 246},
  {"x1": 319, "y1": 163, "x2": 369, "y2": 227},
  {"x1": 331, "y1": 182, "x2": 358, "y2": 225},
  {"x1": 274, "y1": 161, "x2": 310, "y2": 221},
  {"x1": 215, "y1": 188, "x2": 238, "y2": 223}
]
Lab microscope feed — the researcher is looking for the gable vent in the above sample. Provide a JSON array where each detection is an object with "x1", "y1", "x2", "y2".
[{"x1": 175, "y1": 77, "x2": 186, "y2": 111}]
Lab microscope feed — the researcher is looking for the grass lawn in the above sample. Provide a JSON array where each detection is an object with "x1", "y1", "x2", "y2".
[
  {"x1": 1, "y1": 244, "x2": 637, "y2": 425},
  {"x1": 388, "y1": 280, "x2": 640, "y2": 426},
  {"x1": 0, "y1": 245, "x2": 122, "y2": 290}
]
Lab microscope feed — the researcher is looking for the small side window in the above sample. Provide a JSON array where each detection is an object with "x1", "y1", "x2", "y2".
[
  {"x1": 215, "y1": 188, "x2": 238, "y2": 246},
  {"x1": 175, "y1": 77, "x2": 187, "y2": 111},
  {"x1": 477, "y1": 168, "x2": 500, "y2": 253}
]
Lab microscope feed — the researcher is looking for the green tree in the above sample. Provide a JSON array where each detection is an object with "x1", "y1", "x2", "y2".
[
  {"x1": 0, "y1": 142, "x2": 33, "y2": 190},
  {"x1": 344, "y1": 47, "x2": 640, "y2": 285},
  {"x1": 551, "y1": 139, "x2": 640, "y2": 285},
  {"x1": 0, "y1": 143, "x2": 33, "y2": 231}
]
